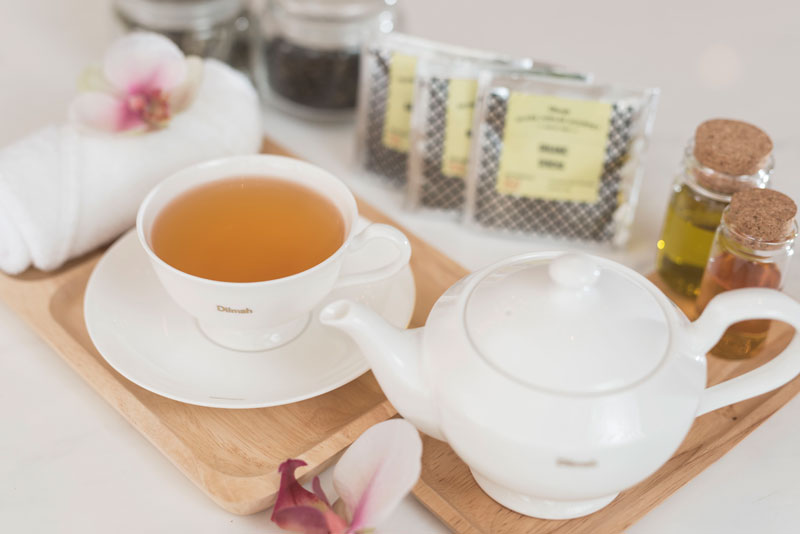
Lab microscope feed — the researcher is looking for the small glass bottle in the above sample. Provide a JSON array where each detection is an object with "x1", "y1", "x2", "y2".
[
  {"x1": 252, "y1": 0, "x2": 398, "y2": 120},
  {"x1": 656, "y1": 119, "x2": 773, "y2": 298},
  {"x1": 696, "y1": 189, "x2": 797, "y2": 360}
]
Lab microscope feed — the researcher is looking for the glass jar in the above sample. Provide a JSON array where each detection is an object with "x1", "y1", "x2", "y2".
[
  {"x1": 252, "y1": 0, "x2": 398, "y2": 120},
  {"x1": 656, "y1": 137, "x2": 773, "y2": 298},
  {"x1": 696, "y1": 190, "x2": 797, "y2": 359},
  {"x1": 114, "y1": 0, "x2": 251, "y2": 71}
]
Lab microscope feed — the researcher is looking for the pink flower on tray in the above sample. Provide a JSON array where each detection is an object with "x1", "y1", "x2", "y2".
[
  {"x1": 68, "y1": 32, "x2": 203, "y2": 134},
  {"x1": 271, "y1": 419, "x2": 423, "y2": 534}
]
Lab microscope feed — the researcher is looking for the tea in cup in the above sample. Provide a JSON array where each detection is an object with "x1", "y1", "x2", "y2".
[{"x1": 136, "y1": 155, "x2": 411, "y2": 351}]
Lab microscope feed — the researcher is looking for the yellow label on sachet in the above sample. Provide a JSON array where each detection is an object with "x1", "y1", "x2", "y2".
[
  {"x1": 382, "y1": 53, "x2": 418, "y2": 153},
  {"x1": 441, "y1": 79, "x2": 478, "y2": 178},
  {"x1": 495, "y1": 93, "x2": 612, "y2": 203}
]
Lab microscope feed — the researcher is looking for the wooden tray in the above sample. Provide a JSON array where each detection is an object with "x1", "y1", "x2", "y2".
[
  {"x1": 0, "y1": 139, "x2": 463, "y2": 515},
  {"x1": 4, "y1": 137, "x2": 798, "y2": 529},
  {"x1": 412, "y1": 275, "x2": 798, "y2": 534}
]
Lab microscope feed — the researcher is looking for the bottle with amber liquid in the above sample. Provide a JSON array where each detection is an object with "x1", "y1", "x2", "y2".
[
  {"x1": 656, "y1": 119, "x2": 773, "y2": 298},
  {"x1": 696, "y1": 189, "x2": 798, "y2": 359}
]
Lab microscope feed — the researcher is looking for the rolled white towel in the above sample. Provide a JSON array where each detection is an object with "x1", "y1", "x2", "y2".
[{"x1": 0, "y1": 59, "x2": 262, "y2": 275}]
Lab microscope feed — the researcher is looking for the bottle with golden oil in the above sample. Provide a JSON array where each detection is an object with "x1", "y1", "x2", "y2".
[
  {"x1": 697, "y1": 189, "x2": 797, "y2": 359},
  {"x1": 656, "y1": 119, "x2": 774, "y2": 298}
]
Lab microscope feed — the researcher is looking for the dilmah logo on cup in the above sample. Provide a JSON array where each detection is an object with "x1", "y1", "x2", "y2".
[{"x1": 217, "y1": 305, "x2": 253, "y2": 314}]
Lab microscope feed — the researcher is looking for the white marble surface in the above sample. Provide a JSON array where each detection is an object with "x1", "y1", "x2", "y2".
[{"x1": 2, "y1": 0, "x2": 800, "y2": 532}]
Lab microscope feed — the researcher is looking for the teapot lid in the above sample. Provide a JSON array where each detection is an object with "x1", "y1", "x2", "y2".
[{"x1": 463, "y1": 252, "x2": 669, "y2": 395}]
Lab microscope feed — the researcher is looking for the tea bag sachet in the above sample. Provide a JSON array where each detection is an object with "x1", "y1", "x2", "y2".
[
  {"x1": 355, "y1": 33, "x2": 530, "y2": 187},
  {"x1": 464, "y1": 73, "x2": 659, "y2": 246},
  {"x1": 407, "y1": 59, "x2": 589, "y2": 213}
]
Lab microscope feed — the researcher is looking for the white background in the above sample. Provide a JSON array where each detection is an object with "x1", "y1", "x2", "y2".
[{"x1": 2, "y1": 0, "x2": 800, "y2": 532}]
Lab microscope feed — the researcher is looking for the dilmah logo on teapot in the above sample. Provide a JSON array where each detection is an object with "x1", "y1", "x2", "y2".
[{"x1": 216, "y1": 305, "x2": 253, "y2": 314}]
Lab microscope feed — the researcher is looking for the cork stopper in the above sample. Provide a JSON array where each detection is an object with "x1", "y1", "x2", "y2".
[
  {"x1": 725, "y1": 189, "x2": 797, "y2": 247},
  {"x1": 692, "y1": 119, "x2": 773, "y2": 194}
]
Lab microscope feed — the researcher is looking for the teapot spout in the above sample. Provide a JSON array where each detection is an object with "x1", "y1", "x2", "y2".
[{"x1": 320, "y1": 300, "x2": 444, "y2": 441}]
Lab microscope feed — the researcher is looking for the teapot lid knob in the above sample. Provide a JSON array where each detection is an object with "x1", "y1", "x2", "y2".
[{"x1": 548, "y1": 253, "x2": 601, "y2": 290}]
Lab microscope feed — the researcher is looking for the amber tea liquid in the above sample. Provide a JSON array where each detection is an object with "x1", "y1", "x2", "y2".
[
  {"x1": 151, "y1": 176, "x2": 346, "y2": 283},
  {"x1": 696, "y1": 252, "x2": 782, "y2": 359}
]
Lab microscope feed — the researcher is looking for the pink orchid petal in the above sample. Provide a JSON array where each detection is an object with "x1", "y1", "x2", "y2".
[
  {"x1": 322, "y1": 506, "x2": 349, "y2": 533},
  {"x1": 168, "y1": 55, "x2": 204, "y2": 114},
  {"x1": 103, "y1": 32, "x2": 187, "y2": 94},
  {"x1": 273, "y1": 460, "x2": 327, "y2": 512},
  {"x1": 272, "y1": 460, "x2": 348, "y2": 534},
  {"x1": 333, "y1": 420, "x2": 422, "y2": 531},
  {"x1": 312, "y1": 477, "x2": 331, "y2": 507},
  {"x1": 77, "y1": 64, "x2": 114, "y2": 93},
  {"x1": 272, "y1": 506, "x2": 329, "y2": 534},
  {"x1": 68, "y1": 92, "x2": 144, "y2": 133}
]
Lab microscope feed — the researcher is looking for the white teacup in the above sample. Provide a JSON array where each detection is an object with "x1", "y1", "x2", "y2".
[{"x1": 136, "y1": 155, "x2": 412, "y2": 351}]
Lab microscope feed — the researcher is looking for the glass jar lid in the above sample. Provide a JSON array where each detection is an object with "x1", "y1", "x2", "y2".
[
  {"x1": 275, "y1": 0, "x2": 396, "y2": 20},
  {"x1": 270, "y1": 0, "x2": 396, "y2": 49},
  {"x1": 463, "y1": 253, "x2": 669, "y2": 395},
  {"x1": 115, "y1": 0, "x2": 245, "y2": 31},
  {"x1": 683, "y1": 141, "x2": 774, "y2": 202},
  {"x1": 683, "y1": 118, "x2": 775, "y2": 200}
]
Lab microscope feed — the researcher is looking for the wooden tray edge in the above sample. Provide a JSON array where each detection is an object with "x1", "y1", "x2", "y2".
[{"x1": 413, "y1": 479, "x2": 484, "y2": 534}]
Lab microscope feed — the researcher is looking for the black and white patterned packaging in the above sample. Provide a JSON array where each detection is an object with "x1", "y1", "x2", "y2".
[
  {"x1": 407, "y1": 59, "x2": 589, "y2": 214},
  {"x1": 354, "y1": 33, "x2": 530, "y2": 188},
  {"x1": 464, "y1": 73, "x2": 658, "y2": 246}
]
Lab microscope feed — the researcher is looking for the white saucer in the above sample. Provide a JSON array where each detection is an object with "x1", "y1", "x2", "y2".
[{"x1": 84, "y1": 222, "x2": 415, "y2": 409}]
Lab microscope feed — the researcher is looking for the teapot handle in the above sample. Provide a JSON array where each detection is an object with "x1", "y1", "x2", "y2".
[{"x1": 689, "y1": 288, "x2": 800, "y2": 416}]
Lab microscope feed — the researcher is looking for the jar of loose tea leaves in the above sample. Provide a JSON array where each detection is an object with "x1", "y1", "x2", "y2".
[
  {"x1": 252, "y1": 0, "x2": 398, "y2": 120},
  {"x1": 696, "y1": 189, "x2": 797, "y2": 359},
  {"x1": 656, "y1": 119, "x2": 774, "y2": 298},
  {"x1": 114, "y1": 0, "x2": 251, "y2": 70}
]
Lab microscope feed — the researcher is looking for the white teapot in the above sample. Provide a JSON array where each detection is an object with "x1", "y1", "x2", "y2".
[{"x1": 320, "y1": 252, "x2": 800, "y2": 519}]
